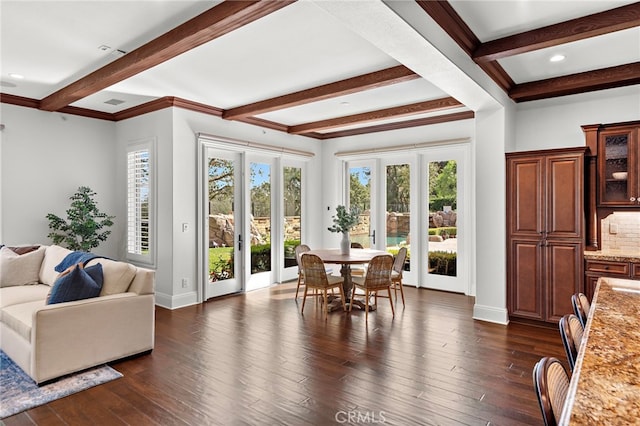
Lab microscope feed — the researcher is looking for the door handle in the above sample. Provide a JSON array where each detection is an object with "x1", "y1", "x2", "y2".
[
  {"x1": 238, "y1": 234, "x2": 243, "y2": 251},
  {"x1": 369, "y1": 229, "x2": 376, "y2": 245}
]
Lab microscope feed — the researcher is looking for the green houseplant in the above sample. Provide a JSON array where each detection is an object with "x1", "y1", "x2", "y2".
[
  {"x1": 46, "y1": 186, "x2": 115, "y2": 251},
  {"x1": 328, "y1": 205, "x2": 360, "y2": 254}
]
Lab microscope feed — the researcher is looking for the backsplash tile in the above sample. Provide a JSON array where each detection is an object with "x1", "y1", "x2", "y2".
[{"x1": 601, "y1": 212, "x2": 640, "y2": 252}]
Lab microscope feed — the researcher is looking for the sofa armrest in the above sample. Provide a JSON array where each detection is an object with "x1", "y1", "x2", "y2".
[{"x1": 30, "y1": 292, "x2": 155, "y2": 383}]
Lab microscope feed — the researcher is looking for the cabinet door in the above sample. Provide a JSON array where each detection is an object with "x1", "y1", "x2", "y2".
[
  {"x1": 507, "y1": 157, "x2": 543, "y2": 238},
  {"x1": 585, "y1": 275, "x2": 599, "y2": 302},
  {"x1": 598, "y1": 127, "x2": 637, "y2": 206},
  {"x1": 546, "y1": 153, "x2": 584, "y2": 238},
  {"x1": 546, "y1": 240, "x2": 583, "y2": 323},
  {"x1": 508, "y1": 239, "x2": 544, "y2": 320}
]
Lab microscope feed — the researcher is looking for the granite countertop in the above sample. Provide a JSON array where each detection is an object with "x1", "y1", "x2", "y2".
[
  {"x1": 560, "y1": 278, "x2": 640, "y2": 425},
  {"x1": 584, "y1": 250, "x2": 640, "y2": 262}
]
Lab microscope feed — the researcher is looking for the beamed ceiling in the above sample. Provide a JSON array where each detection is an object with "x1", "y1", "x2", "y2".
[{"x1": 1, "y1": 0, "x2": 639, "y2": 140}]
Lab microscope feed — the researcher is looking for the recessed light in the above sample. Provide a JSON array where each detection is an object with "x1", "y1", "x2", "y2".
[
  {"x1": 550, "y1": 54, "x2": 566, "y2": 63},
  {"x1": 8, "y1": 73, "x2": 24, "y2": 79}
]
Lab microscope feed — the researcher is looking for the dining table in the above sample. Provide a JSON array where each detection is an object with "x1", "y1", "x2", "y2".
[
  {"x1": 558, "y1": 276, "x2": 640, "y2": 425},
  {"x1": 306, "y1": 248, "x2": 391, "y2": 312}
]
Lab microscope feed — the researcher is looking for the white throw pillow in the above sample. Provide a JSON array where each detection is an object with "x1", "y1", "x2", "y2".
[
  {"x1": 0, "y1": 246, "x2": 46, "y2": 287},
  {"x1": 39, "y1": 245, "x2": 73, "y2": 285}
]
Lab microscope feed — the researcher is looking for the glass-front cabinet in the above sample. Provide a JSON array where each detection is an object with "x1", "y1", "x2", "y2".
[{"x1": 598, "y1": 126, "x2": 639, "y2": 207}]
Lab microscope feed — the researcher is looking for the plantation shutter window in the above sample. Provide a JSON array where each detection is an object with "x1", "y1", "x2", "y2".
[{"x1": 127, "y1": 140, "x2": 155, "y2": 265}]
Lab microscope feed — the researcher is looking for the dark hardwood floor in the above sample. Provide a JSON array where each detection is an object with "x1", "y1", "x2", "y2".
[{"x1": 5, "y1": 284, "x2": 566, "y2": 425}]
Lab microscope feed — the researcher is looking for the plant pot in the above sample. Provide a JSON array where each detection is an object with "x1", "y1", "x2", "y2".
[{"x1": 340, "y1": 232, "x2": 350, "y2": 255}]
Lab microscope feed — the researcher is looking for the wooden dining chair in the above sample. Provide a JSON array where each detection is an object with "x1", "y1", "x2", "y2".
[
  {"x1": 571, "y1": 293, "x2": 590, "y2": 329},
  {"x1": 300, "y1": 253, "x2": 346, "y2": 320},
  {"x1": 559, "y1": 313, "x2": 584, "y2": 371},
  {"x1": 532, "y1": 356, "x2": 570, "y2": 426},
  {"x1": 294, "y1": 244, "x2": 311, "y2": 299},
  {"x1": 390, "y1": 247, "x2": 407, "y2": 306},
  {"x1": 349, "y1": 242, "x2": 367, "y2": 277},
  {"x1": 350, "y1": 254, "x2": 394, "y2": 323}
]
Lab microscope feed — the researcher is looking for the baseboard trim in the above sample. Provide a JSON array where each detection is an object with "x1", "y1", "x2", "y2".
[
  {"x1": 155, "y1": 291, "x2": 199, "y2": 309},
  {"x1": 473, "y1": 304, "x2": 509, "y2": 325}
]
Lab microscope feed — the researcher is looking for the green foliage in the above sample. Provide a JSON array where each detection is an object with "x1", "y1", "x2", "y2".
[
  {"x1": 327, "y1": 205, "x2": 360, "y2": 234},
  {"x1": 428, "y1": 227, "x2": 457, "y2": 237},
  {"x1": 429, "y1": 196, "x2": 457, "y2": 212},
  {"x1": 428, "y1": 251, "x2": 457, "y2": 276},
  {"x1": 386, "y1": 164, "x2": 410, "y2": 212},
  {"x1": 349, "y1": 170, "x2": 371, "y2": 212},
  {"x1": 209, "y1": 247, "x2": 233, "y2": 281},
  {"x1": 250, "y1": 243, "x2": 271, "y2": 273},
  {"x1": 46, "y1": 186, "x2": 114, "y2": 252},
  {"x1": 429, "y1": 160, "x2": 457, "y2": 200}
]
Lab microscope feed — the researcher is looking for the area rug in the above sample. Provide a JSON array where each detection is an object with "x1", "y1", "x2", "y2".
[{"x1": 0, "y1": 351, "x2": 122, "y2": 418}]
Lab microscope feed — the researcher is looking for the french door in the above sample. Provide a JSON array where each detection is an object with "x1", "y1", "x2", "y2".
[
  {"x1": 345, "y1": 144, "x2": 470, "y2": 294},
  {"x1": 200, "y1": 140, "x2": 307, "y2": 300},
  {"x1": 204, "y1": 149, "x2": 243, "y2": 299},
  {"x1": 422, "y1": 146, "x2": 470, "y2": 294}
]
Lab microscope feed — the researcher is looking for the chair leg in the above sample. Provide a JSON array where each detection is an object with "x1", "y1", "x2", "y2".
[
  {"x1": 388, "y1": 287, "x2": 395, "y2": 317},
  {"x1": 338, "y1": 285, "x2": 347, "y2": 312},
  {"x1": 323, "y1": 290, "x2": 329, "y2": 321},
  {"x1": 295, "y1": 274, "x2": 303, "y2": 299},
  {"x1": 398, "y1": 279, "x2": 405, "y2": 306},
  {"x1": 365, "y1": 290, "x2": 369, "y2": 323},
  {"x1": 301, "y1": 285, "x2": 309, "y2": 314}
]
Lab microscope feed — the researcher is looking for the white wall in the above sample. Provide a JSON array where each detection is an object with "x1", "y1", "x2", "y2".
[
  {"x1": 514, "y1": 86, "x2": 640, "y2": 152},
  {"x1": 116, "y1": 108, "x2": 174, "y2": 304},
  {"x1": 0, "y1": 104, "x2": 119, "y2": 257}
]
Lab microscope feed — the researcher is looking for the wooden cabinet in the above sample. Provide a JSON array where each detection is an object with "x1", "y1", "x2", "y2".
[
  {"x1": 584, "y1": 258, "x2": 640, "y2": 300},
  {"x1": 507, "y1": 148, "x2": 587, "y2": 324},
  {"x1": 598, "y1": 126, "x2": 640, "y2": 207}
]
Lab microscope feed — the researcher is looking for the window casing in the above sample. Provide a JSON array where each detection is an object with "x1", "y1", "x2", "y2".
[{"x1": 127, "y1": 139, "x2": 155, "y2": 266}]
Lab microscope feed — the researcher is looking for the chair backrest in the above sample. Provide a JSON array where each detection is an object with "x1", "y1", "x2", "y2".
[
  {"x1": 350, "y1": 242, "x2": 364, "y2": 249},
  {"x1": 295, "y1": 244, "x2": 311, "y2": 272},
  {"x1": 533, "y1": 357, "x2": 570, "y2": 426},
  {"x1": 559, "y1": 314, "x2": 584, "y2": 371},
  {"x1": 300, "y1": 253, "x2": 333, "y2": 288},
  {"x1": 571, "y1": 293, "x2": 590, "y2": 328},
  {"x1": 362, "y1": 255, "x2": 393, "y2": 289},
  {"x1": 392, "y1": 247, "x2": 408, "y2": 274}
]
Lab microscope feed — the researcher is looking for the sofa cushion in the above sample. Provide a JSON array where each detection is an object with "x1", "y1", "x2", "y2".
[
  {"x1": 1, "y1": 300, "x2": 44, "y2": 340},
  {"x1": 0, "y1": 246, "x2": 46, "y2": 287},
  {"x1": 0, "y1": 285, "x2": 51, "y2": 309},
  {"x1": 7, "y1": 245, "x2": 41, "y2": 255},
  {"x1": 85, "y1": 258, "x2": 136, "y2": 296},
  {"x1": 39, "y1": 245, "x2": 73, "y2": 286},
  {"x1": 48, "y1": 264, "x2": 104, "y2": 305}
]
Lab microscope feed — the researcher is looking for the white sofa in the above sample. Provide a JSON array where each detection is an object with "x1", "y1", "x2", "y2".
[{"x1": 0, "y1": 244, "x2": 155, "y2": 384}]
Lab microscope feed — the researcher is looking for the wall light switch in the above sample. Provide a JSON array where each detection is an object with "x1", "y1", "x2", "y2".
[
  {"x1": 609, "y1": 223, "x2": 618, "y2": 234},
  {"x1": 182, "y1": 223, "x2": 189, "y2": 233}
]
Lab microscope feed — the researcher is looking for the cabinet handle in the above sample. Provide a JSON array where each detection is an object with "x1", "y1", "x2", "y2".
[
  {"x1": 604, "y1": 265, "x2": 609, "y2": 270},
  {"x1": 631, "y1": 197, "x2": 637, "y2": 202}
]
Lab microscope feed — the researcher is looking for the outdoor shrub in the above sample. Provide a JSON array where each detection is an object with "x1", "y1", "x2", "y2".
[
  {"x1": 428, "y1": 251, "x2": 456, "y2": 276},
  {"x1": 429, "y1": 196, "x2": 457, "y2": 212}
]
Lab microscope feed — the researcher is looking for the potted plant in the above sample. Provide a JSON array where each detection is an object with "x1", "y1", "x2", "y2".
[
  {"x1": 328, "y1": 205, "x2": 360, "y2": 255},
  {"x1": 46, "y1": 186, "x2": 115, "y2": 251}
]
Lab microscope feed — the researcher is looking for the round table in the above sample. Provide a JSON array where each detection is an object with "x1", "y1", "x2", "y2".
[{"x1": 307, "y1": 248, "x2": 391, "y2": 311}]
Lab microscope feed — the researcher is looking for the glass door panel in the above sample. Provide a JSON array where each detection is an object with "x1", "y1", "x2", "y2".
[
  {"x1": 205, "y1": 151, "x2": 242, "y2": 299},
  {"x1": 283, "y1": 165, "x2": 302, "y2": 273},
  {"x1": 600, "y1": 131, "x2": 631, "y2": 204},
  {"x1": 386, "y1": 163, "x2": 410, "y2": 271},
  {"x1": 423, "y1": 149, "x2": 467, "y2": 294},
  {"x1": 349, "y1": 165, "x2": 372, "y2": 247},
  {"x1": 246, "y1": 159, "x2": 273, "y2": 291}
]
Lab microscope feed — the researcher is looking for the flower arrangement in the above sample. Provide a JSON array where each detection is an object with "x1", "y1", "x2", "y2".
[{"x1": 327, "y1": 205, "x2": 360, "y2": 234}]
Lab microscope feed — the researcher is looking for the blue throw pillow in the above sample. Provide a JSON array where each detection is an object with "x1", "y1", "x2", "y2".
[{"x1": 47, "y1": 263, "x2": 104, "y2": 305}]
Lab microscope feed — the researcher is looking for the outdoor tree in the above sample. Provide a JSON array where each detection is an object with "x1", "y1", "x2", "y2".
[
  {"x1": 349, "y1": 171, "x2": 370, "y2": 212},
  {"x1": 386, "y1": 164, "x2": 410, "y2": 213}
]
